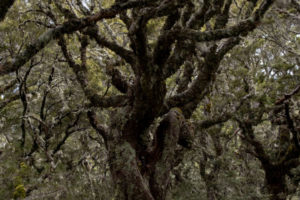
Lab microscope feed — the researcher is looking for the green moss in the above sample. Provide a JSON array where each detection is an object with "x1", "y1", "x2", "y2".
[{"x1": 13, "y1": 184, "x2": 26, "y2": 199}]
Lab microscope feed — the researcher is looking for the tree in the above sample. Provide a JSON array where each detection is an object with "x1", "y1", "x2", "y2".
[{"x1": 1, "y1": 0, "x2": 299, "y2": 200}]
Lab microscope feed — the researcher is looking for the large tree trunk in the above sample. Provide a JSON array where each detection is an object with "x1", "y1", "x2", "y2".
[
  {"x1": 107, "y1": 137, "x2": 155, "y2": 200},
  {"x1": 265, "y1": 167, "x2": 287, "y2": 200},
  {"x1": 104, "y1": 108, "x2": 190, "y2": 200}
]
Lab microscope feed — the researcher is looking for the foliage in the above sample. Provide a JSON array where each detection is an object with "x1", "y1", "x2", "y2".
[{"x1": 0, "y1": 0, "x2": 299, "y2": 200}]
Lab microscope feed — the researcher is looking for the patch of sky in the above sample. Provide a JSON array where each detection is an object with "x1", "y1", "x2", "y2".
[
  {"x1": 255, "y1": 48, "x2": 261, "y2": 56},
  {"x1": 82, "y1": 0, "x2": 90, "y2": 9},
  {"x1": 13, "y1": 86, "x2": 19, "y2": 93}
]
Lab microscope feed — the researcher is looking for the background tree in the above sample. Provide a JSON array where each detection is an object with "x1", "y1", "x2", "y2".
[{"x1": 0, "y1": 0, "x2": 299, "y2": 200}]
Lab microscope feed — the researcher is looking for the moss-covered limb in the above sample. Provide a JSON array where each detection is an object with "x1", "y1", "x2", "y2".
[
  {"x1": 247, "y1": 147, "x2": 286, "y2": 197},
  {"x1": 107, "y1": 139, "x2": 155, "y2": 200},
  {"x1": 174, "y1": 19, "x2": 255, "y2": 42},
  {"x1": 275, "y1": 85, "x2": 300, "y2": 105},
  {"x1": 17, "y1": 63, "x2": 35, "y2": 149},
  {"x1": 150, "y1": 0, "x2": 185, "y2": 65},
  {"x1": 271, "y1": 87, "x2": 300, "y2": 162},
  {"x1": 128, "y1": 14, "x2": 149, "y2": 73},
  {"x1": 76, "y1": 0, "x2": 91, "y2": 15},
  {"x1": 169, "y1": 0, "x2": 275, "y2": 43},
  {"x1": 152, "y1": 10, "x2": 180, "y2": 67},
  {"x1": 236, "y1": 92, "x2": 300, "y2": 200},
  {"x1": 196, "y1": 113, "x2": 232, "y2": 129},
  {"x1": 180, "y1": 0, "x2": 195, "y2": 25},
  {"x1": 164, "y1": 37, "x2": 239, "y2": 117},
  {"x1": 105, "y1": 66, "x2": 131, "y2": 93},
  {"x1": 159, "y1": 1, "x2": 236, "y2": 84},
  {"x1": 160, "y1": 0, "x2": 235, "y2": 81},
  {"x1": 0, "y1": 93, "x2": 19, "y2": 110},
  {"x1": 0, "y1": 79, "x2": 17, "y2": 94},
  {"x1": 53, "y1": 112, "x2": 84, "y2": 155},
  {"x1": 0, "y1": 0, "x2": 153, "y2": 77},
  {"x1": 130, "y1": 0, "x2": 184, "y2": 72},
  {"x1": 147, "y1": 108, "x2": 186, "y2": 200},
  {"x1": 85, "y1": 26, "x2": 136, "y2": 67},
  {"x1": 139, "y1": 1, "x2": 191, "y2": 79},
  {"x1": 284, "y1": 103, "x2": 300, "y2": 150},
  {"x1": 284, "y1": 157, "x2": 300, "y2": 171},
  {"x1": 186, "y1": 0, "x2": 215, "y2": 28},
  {"x1": 87, "y1": 111, "x2": 108, "y2": 143},
  {"x1": 53, "y1": 0, "x2": 77, "y2": 19},
  {"x1": 120, "y1": 10, "x2": 132, "y2": 30},
  {"x1": 165, "y1": 48, "x2": 219, "y2": 110},
  {"x1": 131, "y1": 0, "x2": 184, "y2": 23},
  {"x1": 182, "y1": 0, "x2": 224, "y2": 30},
  {"x1": 0, "y1": 19, "x2": 88, "y2": 76},
  {"x1": 238, "y1": 121, "x2": 289, "y2": 199},
  {"x1": 58, "y1": 37, "x2": 128, "y2": 108},
  {"x1": 159, "y1": 0, "x2": 210, "y2": 80},
  {"x1": 87, "y1": 94, "x2": 128, "y2": 108},
  {"x1": 214, "y1": 0, "x2": 232, "y2": 29},
  {"x1": 162, "y1": 41, "x2": 194, "y2": 80},
  {"x1": 277, "y1": 125, "x2": 293, "y2": 160},
  {"x1": 239, "y1": 121, "x2": 271, "y2": 167},
  {"x1": 176, "y1": 60, "x2": 194, "y2": 93},
  {"x1": 216, "y1": 37, "x2": 241, "y2": 58},
  {"x1": 292, "y1": 0, "x2": 300, "y2": 13},
  {"x1": 274, "y1": 132, "x2": 300, "y2": 167},
  {"x1": 0, "y1": 0, "x2": 15, "y2": 22},
  {"x1": 199, "y1": 126, "x2": 223, "y2": 200},
  {"x1": 252, "y1": 0, "x2": 275, "y2": 22}
]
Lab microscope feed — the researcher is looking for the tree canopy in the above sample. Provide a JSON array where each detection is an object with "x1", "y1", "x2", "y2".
[{"x1": 0, "y1": 0, "x2": 299, "y2": 200}]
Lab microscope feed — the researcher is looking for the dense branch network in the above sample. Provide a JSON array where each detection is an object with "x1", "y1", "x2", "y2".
[{"x1": 0, "y1": 0, "x2": 281, "y2": 199}]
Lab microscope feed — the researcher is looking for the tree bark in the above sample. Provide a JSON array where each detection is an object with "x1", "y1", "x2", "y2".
[
  {"x1": 102, "y1": 108, "x2": 189, "y2": 200},
  {"x1": 107, "y1": 135, "x2": 155, "y2": 200},
  {"x1": 265, "y1": 167, "x2": 287, "y2": 200},
  {"x1": 0, "y1": 0, "x2": 15, "y2": 22}
]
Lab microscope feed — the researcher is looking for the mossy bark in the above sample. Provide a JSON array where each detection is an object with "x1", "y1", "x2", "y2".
[{"x1": 104, "y1": 108, "x2": 189, "y2": 200}]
